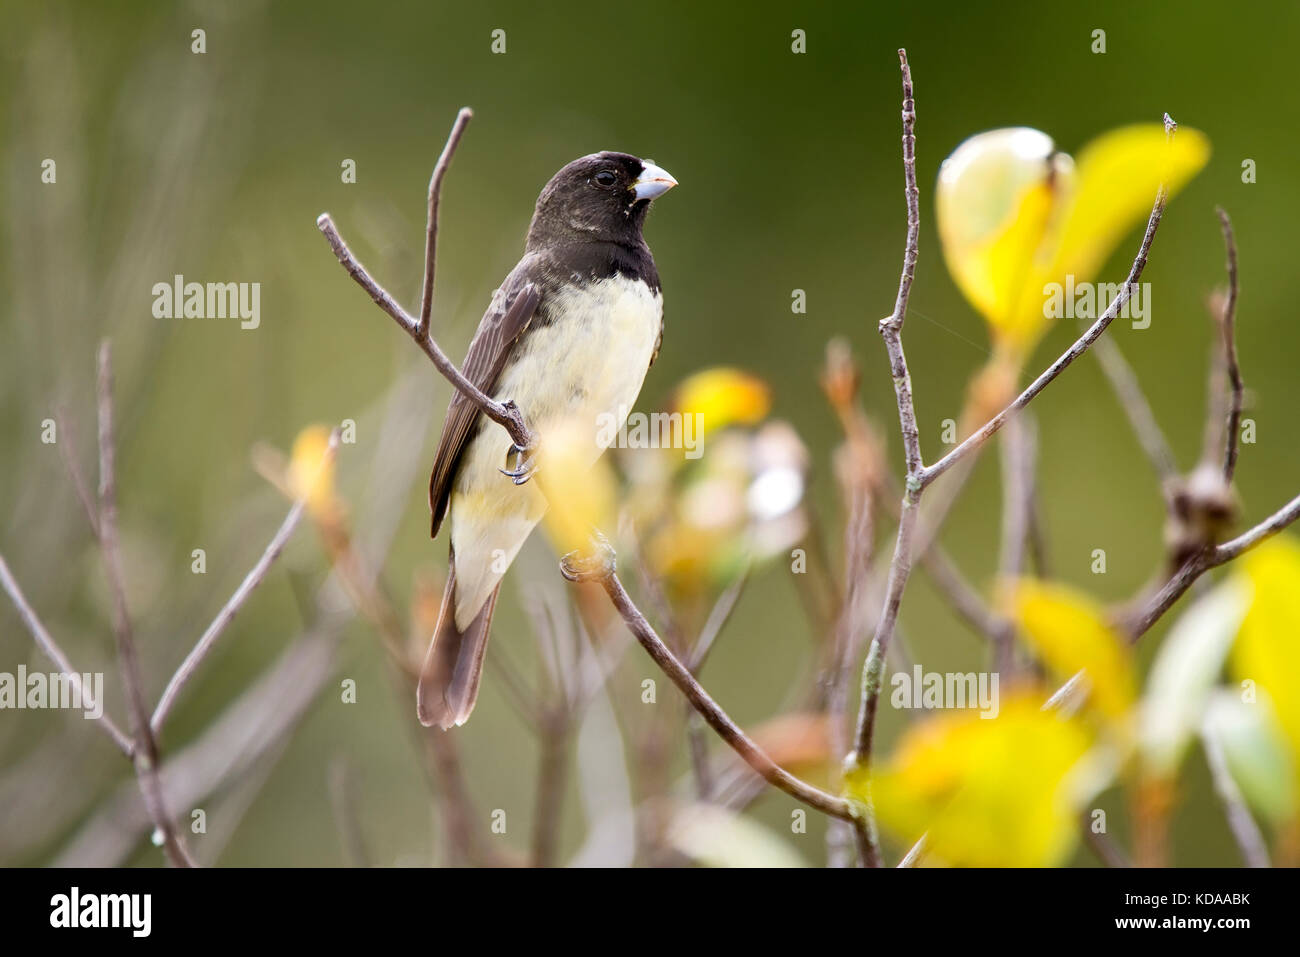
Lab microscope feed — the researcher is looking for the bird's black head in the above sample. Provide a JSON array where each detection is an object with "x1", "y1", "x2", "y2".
[{"x1": 526, "y1": 151, "x2": 676, "y2": 250}]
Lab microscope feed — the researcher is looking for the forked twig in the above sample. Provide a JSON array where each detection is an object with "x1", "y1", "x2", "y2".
[{"x1": 316, "y1": 108, "x2": 534, "y2": 454}]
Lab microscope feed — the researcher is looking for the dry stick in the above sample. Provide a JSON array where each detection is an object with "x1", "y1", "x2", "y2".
[
  {"x1": 418, "y1": 108, "x2": 473, "y2": 340},
  {"x1": 1216, "y1": 208, "x2": 1243, "y2": 482},
  {"x1": 826, "y1": 473, "x2": 875, "y2": 867},
  {"x1": 0, "y1": 555, "x2": 134, "y2": 756},
  {"x1": 150, "y1": 430, "x2": 341, "y2": 735},
  {"x1": 564, "y1": 552, "x2": 863, "y2": 829},
  {"x1": 683, "y1": 569, "x2": 749, "y2": 801},
  {"x1": 919, "y1": 543, "x2": 1011, "y2": 644},
  {"x1": 1130, "y1": 491, "x2": 1300, "y2": 638},
  {"x1": 316, "y1": 111, "x2": 533, "y2": 454},
  {"x1": 95, "y1": 342, "x2": 194, "y2": 868},
  {"x1": 844, "y1": 48, "x2": 922, "y2": 870}
]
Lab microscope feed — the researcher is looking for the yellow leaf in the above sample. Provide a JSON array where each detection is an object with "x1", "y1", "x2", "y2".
[
  {"x1": 287, "y1": 425, "x2": 340, "y2": 522},
  {"x1": 1009, "y1": 579, "x2": 1136, "y2": 725},
  {"x1": 672, "y1": 368, "x2": 770, "y2": 440},
  {"x1": 1050, "y1": 124, "x2": 1210, "y2": 286},
  {"x1": 937, "y1": 128, "x2": 1073, "y2": 349},
  {"x1": 537, "y1": 416, "x2": 617, "y2": 556},
  {"x1": 937, "y1": 124, "x2": 1209, "y2": 355},
  {"x1": 1231, "y1": 536, "x2": 1300, "y2": 788},
  {"x1": 851, "y1": 694, "x2": 1103, "y2": 867}
]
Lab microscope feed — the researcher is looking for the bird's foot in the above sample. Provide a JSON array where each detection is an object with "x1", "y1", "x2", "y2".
[
  {"x1": 500, "y1": 442, "x2": 540, "y2": 486},
  {"x1": 559, "y1": 530, "x2": 616, "y2": 582}
]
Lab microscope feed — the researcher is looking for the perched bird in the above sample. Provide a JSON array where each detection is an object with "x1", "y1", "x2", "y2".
[{"x1": 417, "y1": 152, "x2": 677, "y2": 728}]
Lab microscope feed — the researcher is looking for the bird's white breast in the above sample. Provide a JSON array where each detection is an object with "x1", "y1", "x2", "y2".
[{"x1": 448, "y1": 274, "x2": 662, "y2": 628}]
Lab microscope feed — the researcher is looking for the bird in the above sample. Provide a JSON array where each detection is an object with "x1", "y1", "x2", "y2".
[{"x1": 416, "y1": 151, "x2": 677, "y2": 729}]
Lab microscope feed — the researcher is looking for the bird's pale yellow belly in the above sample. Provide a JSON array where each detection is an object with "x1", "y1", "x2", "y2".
[{"x1": 448, "y1": 275, "x2": 662, "y2": 628}]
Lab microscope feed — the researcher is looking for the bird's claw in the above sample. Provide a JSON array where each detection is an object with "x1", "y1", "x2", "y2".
[
  {"x1": 500, "y1": 443, "x2": 540, "y2": 486},
  {"x1": 559, "y1": 530, "x2": 616, "y2": 582}
]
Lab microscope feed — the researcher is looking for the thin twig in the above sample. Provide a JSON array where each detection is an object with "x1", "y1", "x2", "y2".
[
  {"x1": 683, "y1": 569, "x2": 749, "y2": 802},
  {"x1": 825, "y1": 466, "x2": 874, "y2": 866},
  {"x1": 562, "y1": 549, "x2": 865, "y2": 831},
  {"x1": 151, "y1": 429, "x2": 340, "y2": 735},
  {"x1": 874, "y1": 472, "x2": 1010, "y2": 645},
  {"x1": 1201, "y1": 721, "x2": 1269, "y2": 868},
  {"x1": 1046, "y1": 491, "x2": 1300, "y2": 714},
  {"x1": 96, "y1": 341, "x2": 194, "y2": 868},
  {"x1": 878, "y1": 48, "x2": 924, "y2": 479},
  {"x1": 0, "y1": 554, "x2": 134, "y2": 756},
  {"x1": 1091, "y1": 332, "x2": 1179, "y2": 498},
  {"x1": 922, "y1": 189, "x2": 1169, "y2": 489},
  {"x1": 918, "y1": 543, "x2": 1011, "y2": 644},
  {"x1": 1128, "y1": 491, "x2": 1300, "y2": 638},
  {"x1": 996, "y1": 414, "x2": 1032, "y2": 672},
  {"x1": 54, "y1": 409, "x2": 101, "y2": 538},
  {"x1": 845, "y1": 48, "x2": 923, "y2": 869},
  {"x1": 1216, "y1": 208, "x2": 1243, "y2": 483},
  {"x1": 316, "y1": 110, "x2": 534, "y2": 454},
  {"x1": 686, "y1": 566, "x2": 749, "y2": 673},
  {"x1": 418, "y1": 107, "x2": 473, "y2": 340}
]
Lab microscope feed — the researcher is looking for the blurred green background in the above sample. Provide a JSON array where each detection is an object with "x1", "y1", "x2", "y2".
[{"x1": 2, "y1": 0, "x2": 1298, "y2": 866}]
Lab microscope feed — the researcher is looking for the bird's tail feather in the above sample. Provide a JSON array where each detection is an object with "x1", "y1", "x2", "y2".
[{"x1": 416, "y1": 555, "x2": 499, "y2": 729}]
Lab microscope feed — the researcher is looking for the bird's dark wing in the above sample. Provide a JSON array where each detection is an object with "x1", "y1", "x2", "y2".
[{"x1": 428, "y1": 272, "x2": 541, "y2": 537}]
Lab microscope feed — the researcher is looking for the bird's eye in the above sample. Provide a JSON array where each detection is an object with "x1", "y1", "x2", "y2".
[{"x1": 593, "y1": 170, "x2": 618, "y2": 188}]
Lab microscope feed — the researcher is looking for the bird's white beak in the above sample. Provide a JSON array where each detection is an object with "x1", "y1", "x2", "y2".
[{"x1": 632, "y1": 161, "x2": 677, "y2": 200}]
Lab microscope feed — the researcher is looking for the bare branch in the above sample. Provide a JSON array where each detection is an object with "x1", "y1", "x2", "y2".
[
  {"x1": 560, "y1": 545, "x2": 865, "y2": 830},
  {"x1": 1129, "y1": 491, "x2": 1300, "y2": 638},
  {"x1": 316, "y1": 111, "x2": 534, "y2": 455},
  {"x1": 96, "y1": 341, "x2": 194, "y2": 868},
  {"x1": 1047, "y1": 491, "x2": 1300, "y2": 715},
  {"x1": 878, "y1": 48, "x2": 924, "y2": 477},
  {"x1": 0, "y1": 554, "x2": 134, "y2": 756},
  {"x1": 418, "y1": 107, "x2": 473, "y2": 339},
  {"x1": 1216, "y1": 208, "x2": 1243, "y2": 482},
  {"x1": 844, "y1": 48, "x2": 925, "y2": 868},
  {"x1": 151, "y1": 429, "x2": 340, "y2": 735}
]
